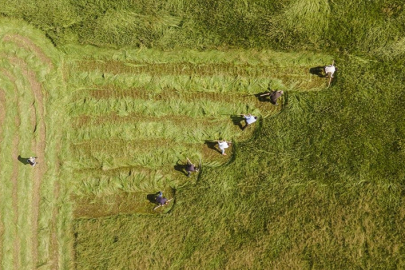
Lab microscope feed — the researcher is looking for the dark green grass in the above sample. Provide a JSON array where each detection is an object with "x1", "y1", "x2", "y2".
[{"x1": 2, "y1": 0, "x2": 405, "y2": 56}]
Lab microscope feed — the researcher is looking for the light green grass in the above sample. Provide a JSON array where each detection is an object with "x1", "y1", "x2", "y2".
[{"x1": 0, "y1": 18, "x2": 72, "y2": 269}]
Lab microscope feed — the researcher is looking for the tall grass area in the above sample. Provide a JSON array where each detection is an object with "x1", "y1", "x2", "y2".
[{"x1": 1, "y1": 0, "x2": 405, "y2": 56}]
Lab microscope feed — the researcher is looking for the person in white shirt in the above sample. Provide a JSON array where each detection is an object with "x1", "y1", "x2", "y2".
[
  {"x1": 324, "y1": 61, "x2": 336, "y2": 78},
  {"x1": 217, "y1": 140, "x2": 231, "y2": 156},
  {"x1": 241, "y1": 114, "x2": 257, "y2": 130},
  {"x1": 27, "y1": 157, "x2": 37, "y2": 167}
]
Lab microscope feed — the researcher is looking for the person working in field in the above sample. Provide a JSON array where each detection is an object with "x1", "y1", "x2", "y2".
[
  {"x1": 186, "y1": 158, "x2": 199, "y2": 177},
  {"x1": 156, "y1": 191, "x2": 169, "y2": 206},
  {"x1": 324, "y1": 61, "x2": 336, "y2": 78},
  {"x1": 260, "y1": 90, "x2": 284, "y2": 105},
  {"x1": 218, "y1": 140, "x2": 231, "y2": 156},
  {"x1": 241, "y1": 114, "x2": 257, "y2": 130},
  {"x1": 27, "y1": 156, "x2": 37, "y2": 167}
]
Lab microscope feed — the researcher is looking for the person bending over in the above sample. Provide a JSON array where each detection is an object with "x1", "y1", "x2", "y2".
[{"x1": 186, "y1": 158, "x2": 199, "y2": 177}]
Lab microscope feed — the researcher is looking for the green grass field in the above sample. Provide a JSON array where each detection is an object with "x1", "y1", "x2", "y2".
[{"x1": 0, "y1": 0, "x2": 405, "y2": 269}]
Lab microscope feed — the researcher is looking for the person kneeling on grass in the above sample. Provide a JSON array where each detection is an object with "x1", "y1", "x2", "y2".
[
  {"x1": 241, "y1": 114, "x2": 257, "y2": 130},
  {"x1": 27, "y1": 157, "x2": 37, "y2": 167},
  {"x1": 218, "y1": 140, "x2": 231, "y2": 156},
  {"x1": 156, "y1": 191, "x2": 169, "y2": 206},
  {"x1": 186, "y1": 158, "x2": 199, "y2": 177}
]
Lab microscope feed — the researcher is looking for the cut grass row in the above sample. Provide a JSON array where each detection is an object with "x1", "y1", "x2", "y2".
[
  {"x1": 72, "y1": 138, "x2": 233, "y2": 166},
  {"x1": 73, "y1": 187, "x2": 176, "y2": 218},
  {"x1": 0, "y1": 56, "x2": 37, "y2": 269},
  {"x1": 69, "y1": 97, "x2": 266, "y2": 119},
  {"x1": 63, "y1": 45, "x2": 333, "y2": 67},
  {"x1": 72, "y1": 119, "x2": 235, "y2": 142},
  {"x1": 68, "y1": 69, "x2": 325, "y2": 96},
  {"x1": 76, "y1": 60, "x2": 316, "y2": 78},
  {"x1": 0, "y1": 72, "x2": 19, "y2": 270}
]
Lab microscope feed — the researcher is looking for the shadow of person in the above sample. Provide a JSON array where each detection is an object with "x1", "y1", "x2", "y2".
[
  {"x1": 309, "y1": 66, "x2": 326, "y2": 77},
  {"x1": 146, "y1": 192, "x2": 159, "y2": 204},
  {"x1": 18, "y1": 155, "x2": 30, "y2": 165},
  {"x1": 230, "y1": 115, "x2": 244, "y2": 130},
  {"x1": 204, "y1": 140, "x2": 222, "y2": 154},
  {"x1": 255, "y1": 91, "x2": 271, "y2": 102},
  {"x1": 174, "y1": 161, "x2": 188, "y2": 176}
]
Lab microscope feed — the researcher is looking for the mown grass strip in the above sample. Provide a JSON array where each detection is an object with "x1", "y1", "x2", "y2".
[
  {"x1": 0, "y1": 72, "x2": 18, "y2": 270},
  {"x1": 73, "y1": 169, "x2": 175, "y2": 196},
  {"x1": 1, "y1": 22, "x2": 71, "y2": 269},
  {"x1": 9, "y1": 56, "x2": 40, "y2": 269},
  {"x1": 71, "y1": 138, "x2": 233, "y2": 170},
  {"x1": 71, "y1": 112, "x2": 255, "y2": 131},
  {"x1": 63, "y1": 45, "x2": 332, "y2": 67},
  {"x1": 75, "y1": 59, "x2": 314, "y2": 78},
  {"x1": 69, "y1": 96, "x2": 263, "y2": 119},
  {"x1": 73, "y1": 187, "x2": 175, "y2": 218},
  {"x1": 68, "y1": 71, "x2": 324, "y2": 96},
  {"x1": 72, "y1": 117, "x2": 237, "y2": 143}
]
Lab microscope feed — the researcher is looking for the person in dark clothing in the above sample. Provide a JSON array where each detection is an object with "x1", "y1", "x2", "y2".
[
  {"x1": 186, "y1": 158, "x2": 199, "y2": 177},
  {"x1": 156, "y1": 191, "x2": 168, "y2": 206},
  {"x1": 260, "y1": 90, "x2": 284, "y2": 105}
]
